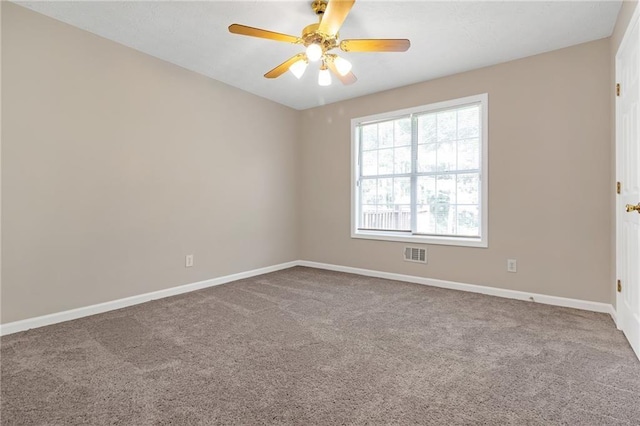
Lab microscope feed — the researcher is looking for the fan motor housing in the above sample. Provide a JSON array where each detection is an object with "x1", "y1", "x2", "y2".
[{"x1": 302, "y1": 23, "x2": 338, "y2": 51}]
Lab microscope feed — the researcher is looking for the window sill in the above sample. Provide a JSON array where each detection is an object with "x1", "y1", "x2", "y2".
[{"x1": 351, "y1": 230, "x2": 488, "y2": 248}]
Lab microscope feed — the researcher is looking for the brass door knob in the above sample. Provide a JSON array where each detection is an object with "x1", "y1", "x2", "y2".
[{"x1": 626, "y1": 202, "x2": 640, "y2": 213}]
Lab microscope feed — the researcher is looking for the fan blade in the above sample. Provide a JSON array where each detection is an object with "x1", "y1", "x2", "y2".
[
  {"x1": 318, "y1": 0, "x2": 355, "y2": 37},
  {"x1": 264, "y1": 53, "x2": 307, "y2": 79},
  {"x1": 229, "y1": 24, "x2": 300, "y2": 44},
  {"x1": 340, "y1": 39, "x2": 411, "y2": 52},
  {"x1": 327, "y1": 60, "x2": 357, "y2": 85}
]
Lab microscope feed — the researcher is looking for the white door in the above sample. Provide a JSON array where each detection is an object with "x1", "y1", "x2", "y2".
[{"x1": 616, "y1": 12, "x2": 640, "y2": 361}]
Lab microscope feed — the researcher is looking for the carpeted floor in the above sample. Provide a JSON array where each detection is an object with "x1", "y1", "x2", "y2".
[{"x1": 1, "y1": 266, "x2": 639, "y2": 425}]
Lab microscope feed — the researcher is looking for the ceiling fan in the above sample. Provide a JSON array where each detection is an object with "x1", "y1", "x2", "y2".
[{"x1": 228, "y1": 0, "x2": 410, "y2": 86}]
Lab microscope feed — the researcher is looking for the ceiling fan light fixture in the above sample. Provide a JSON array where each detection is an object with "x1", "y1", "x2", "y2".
[
  {"x1": 229, "y1": 0, "x2": 410, "y2": 87},
  {"x1": 333, "y1": 56, "x2": 352, "y2": 76},
  {"x1": 318, "y1": 66, "x2": 332, "y2": 86},
  {"x1": 289, "y1": 59, "x2": 308, "y2": 79},
  {"x1": 306, "y1": 43, "x2": 323, "y2": 62}
]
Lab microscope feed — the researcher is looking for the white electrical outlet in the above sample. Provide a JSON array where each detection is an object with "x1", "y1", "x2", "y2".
[
  {"x1": 185, "y1": 254, "x2": 194, "y2": 268},
  {"x1": 507, "y1": 259, "x2": 517, "y2": 273}
]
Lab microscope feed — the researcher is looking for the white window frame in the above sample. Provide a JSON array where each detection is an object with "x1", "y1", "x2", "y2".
[{"x1": 351, "y1": 93, "x2": 488, "y2": 248}]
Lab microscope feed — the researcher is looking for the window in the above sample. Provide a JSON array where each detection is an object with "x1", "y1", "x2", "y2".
[{"x1": 351, "y1": 94, "x2": 488, "y2": 247}]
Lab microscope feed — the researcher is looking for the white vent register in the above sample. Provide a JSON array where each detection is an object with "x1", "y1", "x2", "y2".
[{"x1": 404, "y1": 247, "x2": 427, "y2": 264}]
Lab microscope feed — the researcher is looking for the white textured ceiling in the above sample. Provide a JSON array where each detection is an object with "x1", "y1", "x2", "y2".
[{"x1": 15, "y1": 1, "x2": 621, "y2": 110}]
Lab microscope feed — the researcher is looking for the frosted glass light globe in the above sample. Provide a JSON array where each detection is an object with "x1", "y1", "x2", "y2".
[
  {"x1": 333, "y1": 57, "x2": 352, "y2": 76},
  {"x1": 318, "y1": 68, "x2": 332, "y2": 86},
  {"x1": 306, "y1": 43, "x2": 323, "y2": 62},
  {"x1": 289, "y1": 59, "x2": 308, "y2": 79}
]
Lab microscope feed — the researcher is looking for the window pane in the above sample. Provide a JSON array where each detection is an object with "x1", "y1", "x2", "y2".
[
  {"x1": 436, "y1": 140, "x2": 456, "y2": 172},
  {"x1": 437, "y1": 110, "x2": 456, "y2": 142},
  {"x1": 394, "y1": 118, "x2": 411, "y2": 146},
  {"x1": 457, "y1": 106, "x2": 480, "y2": 139},
  {"x1": 416, "y1": 175, "x2": 454, "y2": 235},
  {"x1": 362, "y1": 124, "x2": 378, "y2": 151},
  {"x1": 362, "y1": 151, "x2": 377, "y2": 176},
  {"x1": 434, "y1": 201, "x2": 453, "y2": 234},
  {"x1": 360, "y1": 204, "x2": 377, "y2": 228},
  {"x1": 377, "y1": 178, "x2": 393, "y2": 205},
  {"x1": 378, "y1": 149, "x2": 393, "y2": 175},
  {"x1": 394, "y1": 177, "x2": 411, "y2": 204},
  {"x1": 394, "y1": 146, "x2": 411, "y2": 174},
  {"x1": 457, "y1": 173, "x2": 479, "y2": 205},
  {"x1": 360, "y1": 178, "x2": 377, "y2": 205},
  {"x1": 416, "y1": 204, "x2": 435, "y2": 234},
  {"x1": 416, "y1": 188, "x2": 453, "y2": 234},
  {"x1": 417, "y1": 176, "x2": 436, "y2": 205},
  {"x1": 417, "y1": 114, "x2": 436, "y2": 144},
  {"x1": 436, "y1": 174, "x2": 456, "y2": 205},
  {"x1": 417, "y1": 144, "x2": 437, "y2": 173},
  {"x1": 456, "y1": 205, "x2": 480, "y2": 236},
  {"x1": 379, "y1": 121, "x2": 394, "y2": 148},
  {"x1": 391, "y1": 205, "x2": 411, "y2": 230},
  {"x1": 364, "y1": 205, "x2": 411, "y2": 230},
  {"x1": 458, "y1": 138, "x2": 479, "y2": 171}
]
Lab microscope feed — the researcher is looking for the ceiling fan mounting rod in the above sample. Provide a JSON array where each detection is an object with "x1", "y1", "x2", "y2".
[{"x1": 311, "y1": 0, "x2": 327, "y2": 17}]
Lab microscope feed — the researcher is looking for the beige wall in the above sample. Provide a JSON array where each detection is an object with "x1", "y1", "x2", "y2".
[
  {"x1": 610, "y1": 1, "x2": 638, "y2": 307},
  {"x1": 299, "y1": 39, "x2": 612, "y2": 304},
  {"x1": 1, "y1": 3, "x2": 299, "y2": 323}
]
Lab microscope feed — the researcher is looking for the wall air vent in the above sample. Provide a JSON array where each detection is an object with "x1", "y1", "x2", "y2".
[{"x1": 404, "y1": 247, "x2": 427, "y2": 264}]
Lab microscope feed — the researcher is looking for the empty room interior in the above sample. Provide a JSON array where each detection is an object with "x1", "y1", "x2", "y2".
[{"x1": 2, "y1": 0, "x2": 640, "y2": 424}]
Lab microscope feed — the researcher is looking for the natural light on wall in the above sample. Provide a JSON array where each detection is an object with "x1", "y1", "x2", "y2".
[{"x1": 351, "y1": 94, "x2": 489, "y2": 248}]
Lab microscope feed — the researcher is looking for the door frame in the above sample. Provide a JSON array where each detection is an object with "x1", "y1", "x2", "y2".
[{"x1": 614, "y1": 3, "x2": 640, "y2": 361}]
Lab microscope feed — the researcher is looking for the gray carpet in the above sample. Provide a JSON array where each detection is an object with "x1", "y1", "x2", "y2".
[{"x1": 2, "y1": 266, "x2": 639, "y2": 425}]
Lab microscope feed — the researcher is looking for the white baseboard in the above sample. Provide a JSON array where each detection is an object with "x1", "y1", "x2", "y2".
[
  {"x1": 298, "y1": 260, "x2": 616, "y2": 317},
  {"x1": 1, "y1": 259, "x2": 616, "y2": 336},
  {"x1": 0, "y1": 261, "x2": 298, "y2": 336},
  {"x1": 609, "y1": 304, "x2": 619, "y2": 327}
]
